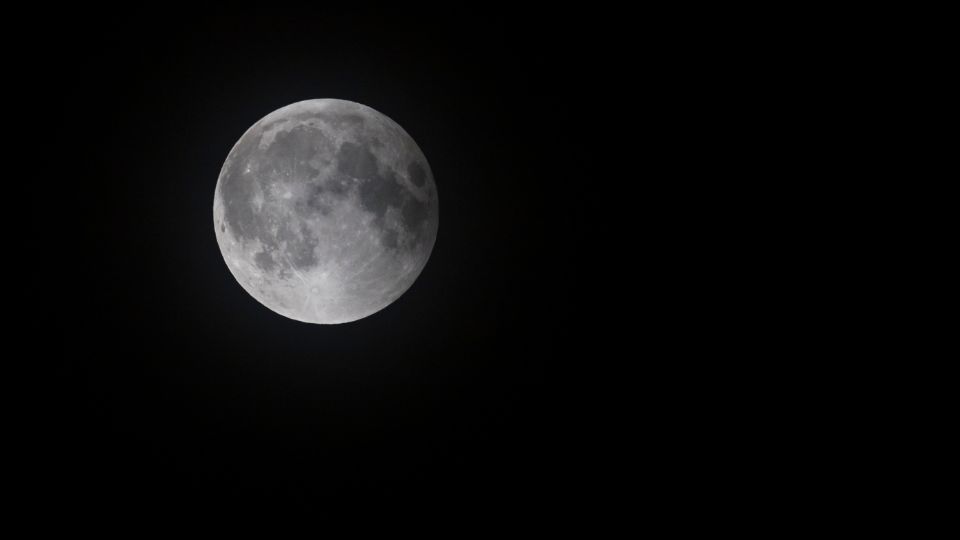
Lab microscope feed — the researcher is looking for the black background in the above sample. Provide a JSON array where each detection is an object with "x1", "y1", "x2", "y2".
[
  {"x1": 25, "y1": 7, "x2": 897, "y2": 529},
  {"x1": 41, "y1": 7, "x2": 627, "y2": 523}
]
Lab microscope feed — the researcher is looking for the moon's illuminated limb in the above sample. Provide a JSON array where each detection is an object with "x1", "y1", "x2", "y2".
[{"x1": 213, "y1": 99, "x2": 438, "y2": 324}]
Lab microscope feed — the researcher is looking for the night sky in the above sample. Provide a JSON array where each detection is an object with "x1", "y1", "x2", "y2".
[{"x1": 44, "y1": 7, "x2": 623, "y2": 523}]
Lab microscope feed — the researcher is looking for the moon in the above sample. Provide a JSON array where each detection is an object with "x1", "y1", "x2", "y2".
[{"x1": 213, "y1": 99, "x2": 439, "y2": 324}]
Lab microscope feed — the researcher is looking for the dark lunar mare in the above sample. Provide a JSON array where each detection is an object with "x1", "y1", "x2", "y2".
[
  {"x1": 267, "y1": 125, "x2": 325, "y2": 179},
  {"x1": 408, "y1": 161, "x2": 427, "y2": 187},
  {"x1": 338, "y1": 139, "x2": 431, "y2": 248}
]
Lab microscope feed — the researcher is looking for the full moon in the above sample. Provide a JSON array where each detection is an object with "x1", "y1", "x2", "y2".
[{"x1": 213, "y1": 99, "x2": 439, "y2": 324}]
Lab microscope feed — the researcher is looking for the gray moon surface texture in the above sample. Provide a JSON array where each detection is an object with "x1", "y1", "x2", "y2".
[{"x1": 213, "y1": 99, "x2": 439, "y2": 324}]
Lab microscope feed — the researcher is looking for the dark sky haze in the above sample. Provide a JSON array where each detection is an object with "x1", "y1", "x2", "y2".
[{"x1": 38, "y1": 7, "x2": 630, "y2": 525}]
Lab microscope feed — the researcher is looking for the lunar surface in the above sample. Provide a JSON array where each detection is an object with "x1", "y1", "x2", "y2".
[{"x1": 213, "y1": 99, "x2": 438, "y2": 324}]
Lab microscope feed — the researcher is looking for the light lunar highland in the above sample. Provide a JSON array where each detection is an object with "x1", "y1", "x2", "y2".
[{"x1": 213, "y1": 99, "x2": 438, "y2": 324}]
